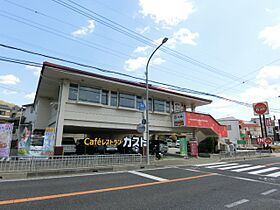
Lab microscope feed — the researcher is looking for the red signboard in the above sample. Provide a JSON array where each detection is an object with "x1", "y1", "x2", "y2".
[
  {"x1": 190, "y1": 141, "x2": 198, "y2": 157},
  {"x1": 253, "y1": 102, "x2": 269, "y2": 115},
  {"x1": 185, "y1": 112, "x2": 228, "y2": 137},
  {"x1": 257, "y1": 137, "x2": 273, "y2": 145}
]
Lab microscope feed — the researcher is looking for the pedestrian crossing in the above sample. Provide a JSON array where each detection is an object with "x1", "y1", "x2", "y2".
[{"x1": 195, "y1": 162, "x2": 280, "y2": 177}]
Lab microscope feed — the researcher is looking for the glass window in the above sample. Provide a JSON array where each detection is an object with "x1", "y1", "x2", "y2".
[
  {"x1": 136, "y1": 96, "x2": 143, "y2": 110},
  {"x1": 119, "y1": 93, "x2": 135, "y2": 108},
  {"x1": 166, "y1": 101, "x2": 170, "y2": 113},
  {"x1": 101, "y1": 90, "x2": 109, "y2": 105},
  {"x1": 154, "y1": 99, "x2": 165, "y2": 112},
  {"x1": 79, "y1": 86, "x2": 100, "y2": 103},
  {"x1": 148, "y1": 98, "x2": 153, "y2": 111},
  {"x1": 69, "y1": 83, "x2": 78, "y2": 100},
  {"x1": 110, "y1": 91, "x2": 118, "y2": 107}
]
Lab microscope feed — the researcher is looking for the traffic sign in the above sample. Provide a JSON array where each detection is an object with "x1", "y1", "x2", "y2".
[
  {"x1": 264, "y1": 137, "x2": 273, "y2": 145},
  {"x1": 136, "y1": 123, "x2": 145, "y2": 133},
  {"x1": 253, "y1": 102, "x2": 269, "y2": 115}
]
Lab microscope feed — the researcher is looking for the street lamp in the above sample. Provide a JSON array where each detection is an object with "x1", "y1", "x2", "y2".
[{"x1": 146, "y1": 37, "x2": 168, "y2": 165}]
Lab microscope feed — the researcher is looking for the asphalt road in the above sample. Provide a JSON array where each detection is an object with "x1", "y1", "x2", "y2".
[{"x1": 1, "y1": 157, "x2": 280, "y2": 210}]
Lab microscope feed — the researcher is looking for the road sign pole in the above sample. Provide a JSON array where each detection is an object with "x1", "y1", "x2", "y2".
[
  {"x1": 259, "y1": 115, "x2": 264, "y2": 138},
  {"x1": 263, "y1": 114, "x2": 268, "y2": 138}
]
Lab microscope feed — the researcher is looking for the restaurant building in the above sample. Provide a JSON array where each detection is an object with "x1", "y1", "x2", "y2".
[{"x1": 27, "y1": 62, "x2": 227, "y2": 154}]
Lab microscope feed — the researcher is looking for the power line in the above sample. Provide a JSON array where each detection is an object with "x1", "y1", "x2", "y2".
[
  {"x1": 0, "y1": 48, "x2": 269, "y2": 110},
  {"x1": 51, "y1": 0, "x2": 252, "y2": 83}
]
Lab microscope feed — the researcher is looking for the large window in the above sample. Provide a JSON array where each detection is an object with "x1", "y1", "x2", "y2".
[
  {"x1": 166, "y1": 101, "x2": 170, "y2": 113},
  {"x1": 148, "y1": 98, "x2": 153, "y2": 111},
  {"x1": 136, "y1": 96, "x2": 143, "y2": 110},
  {"x1": 79, "y1": 86, "x2": 100, "y2": 103},
  {"x1": 119, "y1": 93, "x2": 135, "y2": 108},
  {"x1": 154, "y1": 99, "x2": 165, "y2": 112},
  {"x1": 110, "y1": 91, "x2": 118, "y2": 107},
  {"x1": 68, "y1": 83, "x2": 78, "y2": 100},
  {"x1": 101, "y1": 90, "x2": 109, "y2": 105}
]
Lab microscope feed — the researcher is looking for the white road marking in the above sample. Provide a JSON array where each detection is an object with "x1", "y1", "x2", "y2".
[
  {"x1": 231, "y1": 165, "x2": 265, "y2": 172},
  {"x1": 194, "y1": 162, "x2": 227, "y2": 167},
  {"x1": 218, "y1": 164, "x2": 251, "y2": 170},
  {"x1": 225, "y1": 199, "x2": 249, "y2": 208},
  {"x1": 261, "y1": 189, "x2": 278, "y2": 195},
  {"x1": 206, "y1": 163, "x2": 238, "y2": 169},
  {"x1": 266, "y1": 171, "x2": 280, "y2": 178},
  {"x1": 128, "y1": 170, "x2": 168, "y2": 181},
  {"x1": 248, "y1": 167, "x2": 279, "y2": 175}
]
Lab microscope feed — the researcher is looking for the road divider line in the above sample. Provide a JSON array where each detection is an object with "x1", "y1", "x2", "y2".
[
  {"x1": 0, "y1": 173, "x2": 215, "y2": 205},
  {"x1": 206, "y1": 163, "x2": 238, "y2": 168},
  {"x1": 218, "y1": 164, "x2": 251, "y2": 170},
  {"x1": 248, "y1": 167, "x2": 279, "y2": 175},
  {"x1": 128, "y1": 171, "x2": 168, "y2": 181},
  {"x1": 225, "y1": 199, "x2": 249, "y2": 208},
  {"x1": 231, "y1": 165, "x2": 265, "y2": 172},
  {"x1": 194, "y1": 162, "x2": 227, "y2": 167},
  {"x1": 261, "y1": 189, "x2": 278, "y2": 195}
]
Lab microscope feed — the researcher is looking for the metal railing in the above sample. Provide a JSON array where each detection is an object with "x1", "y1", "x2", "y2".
[
  {"x1": 219, "y1": 150, "x2": 271, "y2": 160},
  {"x1": 0, "y1": 154, "x2": 155, "y2": 173}
]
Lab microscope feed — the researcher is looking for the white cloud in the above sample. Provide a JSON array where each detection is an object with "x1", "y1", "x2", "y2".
[
  {"x1": 0, "y1": 74, "x2": 20, "y2": 85},
  {"x1": 72, "y1": 20, "x2": 95, "y2": 37},
  {"x1": 2, "y1": 90, "x2": 17, "y2": 95},
  {"x1": 139, "y1": 0, "x2": 194, "y2": 26},
  {"x1": 25, "y1": 65, "x2": 41, "y2": 76},
  {"x1": 124, "y1": 57, "x2": 148, "y2": 71},
  {"x1": 136, "y1": 26, "x2": 150, "y2": 34},
  {"x1": 152, "y1": 57, "x2": 165, "y2": 65},
  {"x1": 24, "y1": 92, "x2": 36, "y2": 100},
  {"x1": 259, "y1": 24, "x2": 280, "y2": 49},
  {"x1": 133, "y1": 46, "x2": 150, "y2": 54},
  {"x1": 173, "y1": 28, "x2": 199, "y2": 45}
]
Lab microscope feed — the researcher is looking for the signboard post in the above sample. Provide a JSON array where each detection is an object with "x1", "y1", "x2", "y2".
[
  {"x1": 189, "y1": 141, "x2": 198, "y2": 158},
  {"x1": 0, "y1": 123, "x2": 13, "y2": 157},
  {"x1": 179, "y1": 136, "x2": 187, "y2": 157}
]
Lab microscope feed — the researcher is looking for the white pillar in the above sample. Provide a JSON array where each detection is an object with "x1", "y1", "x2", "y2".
[{"x1": 55, "y1": 80, "x2": 69, "y2": 146}]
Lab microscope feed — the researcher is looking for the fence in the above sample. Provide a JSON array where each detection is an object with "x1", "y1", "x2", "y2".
[
  {"x1": 0, "y1": 154, "x2": 154, "y2": 173},
  {"x1": 219, "y1": 150, "x2": 271, "y2": 160}
]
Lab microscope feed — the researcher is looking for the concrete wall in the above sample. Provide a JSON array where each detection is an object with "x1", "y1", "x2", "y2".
[
  {"x1": 64, "y1": 102, "x2": 173, "y2": 131},
  {"x1": 34, "y1": 97, "x2": 52, "y2": 130}
]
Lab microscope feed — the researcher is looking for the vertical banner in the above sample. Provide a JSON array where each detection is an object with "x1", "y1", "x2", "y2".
[
  {"x1": 42, "y1": 128, "x2": 56, "y2": 156},
  {"x1": 190, "y1": 141, "x2": 198, "y2": 157},
  {"x1": 0, "y1": 123, "x2": 13, "y2": 157},
  {"x1": 18, "y1": 124, "x2": 32, "y2": 156},
  {"x1": 179, "y1": 137, "x2": 187, "y2": 156}
]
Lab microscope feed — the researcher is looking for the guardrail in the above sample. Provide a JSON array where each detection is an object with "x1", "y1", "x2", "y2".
[
  {"x1": 0, "y1": 154, "x2": 154, "y2": 173},
  {"x1": 219, "y1": 150, "x2": 271, "y2": 160}
]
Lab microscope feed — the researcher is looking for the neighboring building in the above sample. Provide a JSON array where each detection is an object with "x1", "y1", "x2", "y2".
[
  {"x1": 26, "y1": 62, "x2": 227, "y2": 154},
  {"x1": 0, "y1": 104, "x2": 11, "y2": 123},
  {"x1": 239, "y1": 120, "x2": 261, "y2": 146},
  {"x1": 218, "y1": 117, "x2": 240, "y2": 146}
]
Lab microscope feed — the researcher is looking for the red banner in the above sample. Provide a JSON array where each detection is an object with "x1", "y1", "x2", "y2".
[
  {"x1": 190, "y1": 141, "x2": 198, "y2": 157},
  {"x1": 257, "y1": 137, "x2": 273, "y2": 145},
  {"x1": 185, "y1": 112, "x2": 228, "y2": 137}
]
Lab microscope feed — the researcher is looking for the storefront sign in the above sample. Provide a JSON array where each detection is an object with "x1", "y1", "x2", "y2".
[
  {"x1": 253, "y1": 102, "x2": 269, "y2": 116},
  {"x1": 237, "y1": 140, "x2": 246, "y2": 145},
  {"x1": 179, "y1": 137, "x2": 187, "y2": 156},
  {"x1": 18, "y1": 124, "x2": 32, "y2": 156},
  {"x1": 190, "y1": 141, "x2": 198, "y2": 157},
  {"x1": 0, "y1": 123, "x2": 13, "y2": 157},
  {"x1": 173, "y1": 112, "x2": 186, "y2": 127},
  {"x1": 84, "y1": 137, "x2": 123, "y2": 146},
  {"x1": 185, "y1": 112, "x2": 228, "y2": 137},
  {"x1": 42, "y1": 128, "x2": 56, "y2": 156},
  {"x1": 257, "y1": 137, "x2": 273, "y2": 145}
]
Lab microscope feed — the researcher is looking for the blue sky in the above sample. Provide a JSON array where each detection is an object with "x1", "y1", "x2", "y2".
[{"x1": 1, "y1": 0, "x2": 280, "y2": 121}]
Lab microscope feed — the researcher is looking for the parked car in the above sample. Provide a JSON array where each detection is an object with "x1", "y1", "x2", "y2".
[
  {"x1": 149, "y1": 140, "x2": 168, "y2": 154},
  {"x1": 62, "y1": 137, "x2": 76, "y2": 155},
  {"x1": 166, "y1": 139, "x2": 176, "y2": 147},
  {"x1": 176, "y1": 140, "x2": 180, "y2": 148}
]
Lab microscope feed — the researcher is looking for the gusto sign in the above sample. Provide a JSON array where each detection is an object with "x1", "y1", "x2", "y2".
[{"x1": 253, "y1": 102, "x2": 269, "y2": 116}]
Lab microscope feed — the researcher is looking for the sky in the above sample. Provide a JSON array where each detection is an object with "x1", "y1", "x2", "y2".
[{"x1": 0, "y1": 0, "x2": 280, "y2": 121}]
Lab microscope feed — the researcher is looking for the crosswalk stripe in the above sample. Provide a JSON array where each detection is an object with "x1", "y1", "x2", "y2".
[
  {"x1": 194, "y1": 162, "x2": 227, "y2": 167},
  {"x1": 231, "y1": 165, "x2": 265, "y2": 172},
  {"x1": 218, "y1": 164, "x2": 251, "y2": 170},
  {"x1": 265, "y1": 171, "x2": 280, "y2": 178},
  {"x1": 248, "y1": 167, "x2": 279, "y2": 175},
  {"x1": 206, "y1": 163, "x2": 238, "y2": 169},
  {"x1": 128, "y1": 171, "x2": 168, "y2": 181}
]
